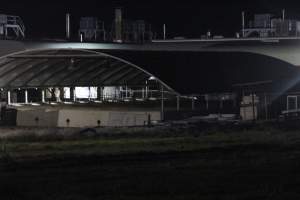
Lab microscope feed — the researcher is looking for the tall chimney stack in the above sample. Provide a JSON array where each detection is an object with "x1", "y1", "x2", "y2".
[
  {"x1": 66, "y1": 13, "x2": 71, "y2": 40},
  {"x1": 282, "y1": 9, "x2": 285, "y2": 21},
  {"x1": 242, "y1": 11, "x2": 245, "y2": 37},
  {"x1": 114, "y1": 8, "x2": 122, "y2": 43}
]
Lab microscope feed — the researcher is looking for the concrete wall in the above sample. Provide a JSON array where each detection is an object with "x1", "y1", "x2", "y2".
[
  {"x1": 17, "y1": 108, "x2": 58, "y2": 127},
  {"x1": 16, "y1": 107, "x2": 161, "y2": 128},
  {"x1": 57, "y1": 109, "x2": 110, "y2": 127},
  {"x1": 57, "y1": 109, "x2": 160, "y2": 127},
  {"x1": 107, "y1": 111, "x2": 160, "y2": 127},
  {"x1": 240, "y1": 106, "x2": 258, "y2": 121}
]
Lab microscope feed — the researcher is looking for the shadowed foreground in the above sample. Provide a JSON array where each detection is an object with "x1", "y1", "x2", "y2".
[{"x1": 1, "y1": 129, "x2": 300, "y2": 199}]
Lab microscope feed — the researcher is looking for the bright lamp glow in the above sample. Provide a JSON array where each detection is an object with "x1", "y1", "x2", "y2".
[
  {"x1": 75, "y1": 87, "x2": 97, "y2": 99},
  {"x1": 149, "y1": 76, "x2": 156, "y2": 80}
]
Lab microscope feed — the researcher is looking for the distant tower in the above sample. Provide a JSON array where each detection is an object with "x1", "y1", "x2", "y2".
[
  {"x1": 66, "y1": 13, "x2": 71, "y2": 40},
  {"x1": 114, "y1": 8, "x2": 122, "y2": 43}
]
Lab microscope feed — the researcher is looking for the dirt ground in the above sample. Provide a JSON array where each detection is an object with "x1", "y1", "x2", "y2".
[{"x1": 1, "y1": 126, "x2": 300, "y2": 199}]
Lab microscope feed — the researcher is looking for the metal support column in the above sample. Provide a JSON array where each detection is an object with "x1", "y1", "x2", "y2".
[
  {"x1": 192, "y1": 97, "x2": 195, "y2": 111},
  {"x1": 220, "y1": 97, "x2": 223, "y2": 114},
  {"x1": 97, "y1": 87, "x2": 101, "y2": 101},
  {"x1": 242, "y1": 11, "x2": 245, "y2": 38},
  {"x1": 54, "y1": 88, "x2": 60, "y2": 102},
  {"x1": 160, "y1": 85, "x2": 164, "y2": 121},
  {"x1": 59, "y1": 87, "x2": 64, "y2": 102},
  {"x1": 88, "y1": 87, "x2": 91, "y2": 101},
  {"x1": 176, "y1": 96, "x2": 180, "y2": 112},
  {"x1": 125, "y1": 86, "x2": 128, "y2": 99},
  {"x1": 252, "y1": 94, "x2": 256, "y2": 121},
  {"x1": 41, "y1": 90, "x2": 45, "y2": 103},
  {"x1": 205, "y1": 95, "x2": 209, "y2": 110},
  {"x1": 50, "y1": 88, "x2": 55, "y2": 101},
  {"x1": 25, "y1": 89, "x2": 28, "y2": 104},
  {"x1": 7, "y1": 90, "x2": 11, "y2": 105},
  {"x1": 264, "y1": 93, "x2": 268, "y2": 120},
  {"x1": 145, "y1": 81, "x2": 149, "y2": 99},
  {"x1": 70, "y1": 87, "x2": 76, "y2": 102},
  {"x1": 97, "y1": 87, "x2": 103, "y2": 101},
  {"x1": 142, "y1": 88, "x2": 145, "y2": 99}
]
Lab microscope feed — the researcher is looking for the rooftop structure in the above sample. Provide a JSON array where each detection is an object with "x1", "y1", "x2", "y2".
[
  {"x1": 242, "y1": 12, "x2": 300, "y2": 38},
  {"x1": 0, "y1": 14, "x2": 25, "y2": 39},
  {"x1": 79, "y1": 17, "x2": 106, "y2": 42}
]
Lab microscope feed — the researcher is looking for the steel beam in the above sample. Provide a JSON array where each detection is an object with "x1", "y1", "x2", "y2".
[{"x1": 23, "y1": 59, "x2": 67, "y2": 87}]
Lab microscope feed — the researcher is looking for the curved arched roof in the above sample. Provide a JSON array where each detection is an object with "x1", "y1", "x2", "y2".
[
  {"x1": 99, "y1": 50, "x2": 300, "y2": 94},
  {"x1": 0, "y1": 49, "x2": 177, "y2": 94},
  {"x1": 1, "y1": 48, "x2": 300, "y2": 95}
]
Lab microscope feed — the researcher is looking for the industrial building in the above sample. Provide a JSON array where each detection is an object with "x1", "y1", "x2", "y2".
[
  {"x1": 1, "y1": 45, "x2": 300, "y2": 126},
  {"x1": 79, "y1": 17, "x2": 106, "y2": 42},
  {"x1": 1, "y1": 11, "x2": 300, "y2": 127},
  {"x1": 242, "y1": 12, "x2": 300, "y2": 38},
  {"x1": 0, "y1": 48, "x2": 180, "y2": 127},
  {"x1": 110, "y1": 8, "x2": 153, "y2": 43},
  {"x1": 78, "y1": 8, "x2": 153, "y2": 43}
]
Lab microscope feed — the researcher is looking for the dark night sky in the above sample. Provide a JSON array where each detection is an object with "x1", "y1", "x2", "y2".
[{"x1": 2, "y1": 0, "x2": 300, "y2": 39}]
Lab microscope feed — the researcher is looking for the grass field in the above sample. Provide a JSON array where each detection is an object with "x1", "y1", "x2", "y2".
[{"x1": 1, "y1": 125, "x2": 300, "y2": 199}]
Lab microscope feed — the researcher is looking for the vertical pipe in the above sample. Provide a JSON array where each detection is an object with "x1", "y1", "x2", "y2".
[
  {"x1": 96, "y1": 87, "x2": 102, "y2": 101},
  {"x1": 206, "y1": 95, "x2": 209, "y2": 110},
  {"x1": 160, "y1": 85, "x2": 164, "y2": 121},
  {"x1": 66, "y1": 13, "x2": 71, "y2": 40},
  {"x1": 282, "y1": 9, "x2": 285, "y2": 21},
  {"x1": 80, "y1": 33, "x2": 83, "y2": 42},
  {"x1": 145, "y1": 81, "x2": 148, "y2": 99},
  {"x1": 42, "y1": 90, "x2": 45, "y2": 103},
  {"x1": 115, "y1": 8, "x2": 122, "y2": 42},
  {"x1": 192, "y1": 97, "x2": 195, "y2": 111},
  {"x1": 103, "y1": 21, "x2": 106, "y2": 41},
  {"x1": 163, "y1": 24, "x2": 166, "y2": 40},
  {"x1": 242, "y1": 93, "x2": 246, "y2": 121},
  {"x1": 120, "y1": 87, "x2": 123, "y2": 100},
  {"x1": 7, "y1": 90, "x2": 11, "y2": 105},
  {"x1": 252, "y1": 94, "x2": 255, "y2": 121},
  {"x1": 287, "y1": 96, "x2": 290, "y2": 115},
  {"x1": 73, "y1": 87, "x2": 76, "y2": 102},
  {"x1": 176, "y1": 96, "x2": 180, "y2": 112},
  {"x1": 220, "y1": 98, "x2": 223, "y2": 110},
  {"x1": 59, "y1": 87, "x2": 64, "y2": 102},
  {"x1": 25, "y1": 89, "x2": 28, "y2": 104},
  {"x1": 88, "y1": 87, "x2": 91, "y2": 101},
  {"x1": 242, "y1": 11, "x2": 245, "y2": 37},
  {"x1": 264, "y1": 93, "x2": 268, "y2": 121}
]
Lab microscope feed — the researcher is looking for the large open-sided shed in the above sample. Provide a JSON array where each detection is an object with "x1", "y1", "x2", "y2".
[
  {"x1": 0, "y1": 49, "x2": 175, "y2": 93},
  {"x1": 0, "y1": 39, "x2": 300, "y2": 126},
  {"x1": 1, "y1": 48, "x2": 300, "y2": 95}
]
